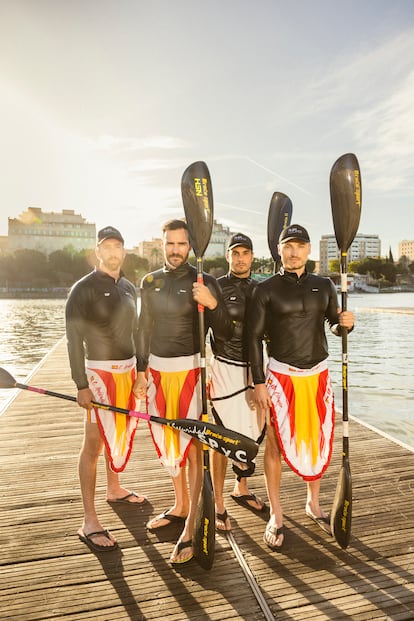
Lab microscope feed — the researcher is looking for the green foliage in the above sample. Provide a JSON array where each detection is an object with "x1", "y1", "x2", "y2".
[
  {"x1": 306, "y1": 259, "x2": 316, "y2": 273},
  {"x1": 0, "y1": 248, "x2": 148, "y2": 290},
  {"x1": 329, "y1": 259, "x2": 340, "y2": 273},
  {"x1": 123, "y1": 253, "x2": 149, "y2": 285}
]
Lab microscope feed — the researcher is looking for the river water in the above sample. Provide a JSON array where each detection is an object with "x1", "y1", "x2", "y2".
[{"x1": 0, "y1": 293, "x2": 413, "y2": 450}]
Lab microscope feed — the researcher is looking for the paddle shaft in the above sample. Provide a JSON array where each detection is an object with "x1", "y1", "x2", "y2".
[
  {"x1": 194, "y1": 255, "x2": 216, "y2": 569},
  {"x1": 12, "y1": 379, "x2": 257, "y2": 462},
  {"x1": 340, "y1": 251, "x2": 349, "y2": 434}
]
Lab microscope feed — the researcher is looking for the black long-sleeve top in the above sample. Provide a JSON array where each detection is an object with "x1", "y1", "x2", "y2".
[
  {"x1": 136, "y1": 262, "x2": 232, "y2": 371},
  {"x1": 65, "y1": 270, "x2": 139, "y2": 389},
  {"x1": 210, "y1": 273, "x2": 257, "y2": 362},
  {"x1": 248, "y1": 270, "x2": 341, "y2": 384}
]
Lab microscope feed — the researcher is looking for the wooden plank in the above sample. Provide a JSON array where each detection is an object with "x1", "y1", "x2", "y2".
[{"x1": 0, "y1": 339, "x2": 413, "y2": 620}]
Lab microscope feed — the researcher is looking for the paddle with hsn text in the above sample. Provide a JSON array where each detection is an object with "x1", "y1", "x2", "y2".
[
  {"x1": 0, "y1": 367, "x2": 258, "y2": 464},
  {"x1": 267, "y1": 191, "x2": 293, "y2": 272},
  {"x1": 329, "y1": 152, "x2": 362, "y2": 549},
  {"x1": 181, "y1": 160, "x2": 215, "y2": 570}
]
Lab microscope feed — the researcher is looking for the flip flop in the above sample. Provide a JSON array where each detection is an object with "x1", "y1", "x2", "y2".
[
  {"x1": 107, "y1": 492, "x2": 148, "y2": 505},
  {"x1": 230, "y1": 493, "x2": 268, "y2": 516},
  {"x1": 170, "y1": 539, "x2": 193, "y2": 565},
  {"x1": 146, "y1": 510, "x2": 187, "y2": 531},
  {"x1": 306, "y1": 510, "x2": 332, "y2": 535},
  {"x1": 78, "y1": 529, "x2": 118, "y2": 553},
  {"x1": 216, "y1": 509, "x2": 231, "y2": 532},
  {"x1": 263, "y1": 523, "x2": 284, "y2": 551}
]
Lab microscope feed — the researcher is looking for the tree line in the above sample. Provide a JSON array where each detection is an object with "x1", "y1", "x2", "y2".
[
  {"x1": 329, "y1": 255, "x2": 414, "y2": 286},
  {"x1": 0, "y1": 247, "x2": 149, "y2": 290},
  {"x1": 1, "y1": 245, "x2": 412, "y2": 292}
]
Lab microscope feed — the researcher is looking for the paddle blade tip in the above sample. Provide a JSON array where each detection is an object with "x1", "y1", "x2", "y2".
[{"x1": 0, "y1": 367, "x2": 18, "y2": 389}]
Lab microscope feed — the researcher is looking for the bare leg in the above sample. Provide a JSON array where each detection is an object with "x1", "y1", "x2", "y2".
[
  {"x1": 232, "y1": 475, "x2": 265, "y2": 511},
  {"x1": 105, "y1": 452, "x2": 147, "y2": 504},
  {"x1": 78, "y1": 422, "x2": 116, "y2": 548},
  {"x1": 305, "y1": 478, "x2": 327, "y2": 518},
  {"x1": 231, "y1": 404, "x2": 266, "y2": 511},
  {"x1": 146, "y1": 467, "x2": 190, "y2": 529},
  {"x1": 263, "y1": 424, "x2": 284, "y2": 547},
  {"x1": 170, "y1": 442, "x2": 203, "y2": 562},
  {"x1": 211, "y1": 450, "x2": 231, "y2": 531}
]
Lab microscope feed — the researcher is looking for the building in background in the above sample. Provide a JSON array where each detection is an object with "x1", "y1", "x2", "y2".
[
  {"x1": 0, "y1": 236, "x2": 7, "y2": 254},
  {"x1": 206, "y1": 220, "x2": 235, "y2": 257},
  {"x1": 8, "y1": 207, "x2": 95, "y2": 255},
  {"x1": 133, "y1": 237, "x2": 163, "y2": 269},
  {"x1": 398, "y1": 240, "x2": 414, "y2": 262},
  {"x1": 319, "y1": 233, "x2": 381, "y2": 274}
]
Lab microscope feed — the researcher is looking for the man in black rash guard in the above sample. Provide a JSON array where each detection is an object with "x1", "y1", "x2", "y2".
[
  {"x1": 134, "y1": 219, "x2": 232, "y2": 565},
  {"x1": 248, "y1": 224, "x2": 354, "y2": 551},
  {"x1": 209, "y1": 233, "x2": 267, "y2": 532},
  {"x1": 66, "y1": 226, "x2": 147, "y2": 553}
]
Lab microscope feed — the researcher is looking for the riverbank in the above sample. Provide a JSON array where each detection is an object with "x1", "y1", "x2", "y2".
[
  {"x1": 0, "y1": 289, "x2": 68, "y2": 299},
  {"x1": 358, "y1": 307, "x2": 414, "y2": 314},
  {"x1": 1, "y1": 339, "x2": 413, "y2": 620}
]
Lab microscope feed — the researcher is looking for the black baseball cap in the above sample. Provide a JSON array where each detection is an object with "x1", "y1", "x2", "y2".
[
  {"x1": 227, "y1": 233, "x2": 253, "y2": 251},
  {"x1": 279, "y1": 224, "x2": 310, "y2": 244},
  {"x1": 97, "y1": 226, "x2": 124, "y2": 244}
]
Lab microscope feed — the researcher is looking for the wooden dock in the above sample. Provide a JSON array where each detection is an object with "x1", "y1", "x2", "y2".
[{"x1": 1, "y1": 339, "x2": 413, "y2": 620}]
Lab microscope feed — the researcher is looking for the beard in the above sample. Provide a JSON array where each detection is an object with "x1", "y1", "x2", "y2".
[{"x1": 165, "y1": 250, "x2": 189, "y2": 269}]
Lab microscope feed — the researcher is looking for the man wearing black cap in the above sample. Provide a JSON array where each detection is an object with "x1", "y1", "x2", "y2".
[
  {"x1": 248, "y1": 224, "x2": 354, "y2": 550},
  {"x1": 209, "y1": 232, "x2": 267, "y2": 532},
  {"x1": 66, "y1": 226, "x2": 147, "y2": 553}
]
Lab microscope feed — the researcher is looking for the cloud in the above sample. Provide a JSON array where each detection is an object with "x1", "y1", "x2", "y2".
[{"x1": 95, "y1": 134, "x2": 188, "y2": 151}]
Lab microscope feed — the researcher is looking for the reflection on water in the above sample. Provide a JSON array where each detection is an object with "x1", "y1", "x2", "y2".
[
  {"x1": 0, "y1": 294, "x2": 413, "y2": 449},
  {"x1": 328, "y1": 293, "x2": 414, "y2": 450},
  {"x1": 0, "y1": 299, "x2": 66, "y2": 408}
]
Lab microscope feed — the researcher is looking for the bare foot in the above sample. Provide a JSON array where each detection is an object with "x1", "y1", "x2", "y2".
[
  {"x1": 170, "y1": 537, "x2": 193, "y2": 564},
  {"x1": 263, "y1": 519, "x2": 284, "y2": 550},
  {"x1": 216, "y1": 509, "x2": 231, "y2": 532}
]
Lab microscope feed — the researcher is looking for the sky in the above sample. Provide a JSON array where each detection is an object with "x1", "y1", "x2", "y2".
[{"x1": 0, "y1": 0, "x2": 413, "y2": 260}]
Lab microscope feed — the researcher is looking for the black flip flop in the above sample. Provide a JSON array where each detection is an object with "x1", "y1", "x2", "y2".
[
  {"x1": 170, "y1": 539, "x2": 193, "y2": 565},
  {"x1": 306, "y1": 510, "x2": 332, "y2": 535},
  {"x1": 216, "y1": 509, "x2": 231, "y2": 532},
  {"x1": 146, "y1": 509, "x2": 187, "y2": 531},
  {"x1": 108, "y1": 491, "x2": 148, "y2": 505},
  {"x1": 78, "y1": 529, "x2": 118, "y2": 552},
  {"x1": 230, "y1": 493, "x2": 268, "y2": 516}
]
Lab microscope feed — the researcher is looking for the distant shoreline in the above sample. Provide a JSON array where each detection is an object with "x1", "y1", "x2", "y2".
[
  {"x1": 357, "y1": 307, "x2": 414, "y2": 314},
  {"x1": 0, "y1": 291, "x2": 68, "y2": 299}
]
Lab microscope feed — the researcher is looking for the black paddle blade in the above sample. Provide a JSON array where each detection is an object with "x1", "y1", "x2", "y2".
[
  {"x1": 330, "y1": 153, "x2": 362, "y2": 253},
  {"x1": 164, "y1": 419, "x2": 259, "y2": 464},
  {"x1": 181, "y1": 161, "x2": 214, "y2": 258},
  {"x1": 0, "y1": 367, "x2": 17, "y2": 388},
  {"x1": 193, "y1": 467, "x2": 216, "y2": 569},
  {"x1": 331, "y1": 457, "x2": 352, "y2": 549},
  {"x1": 267, "y1": 192, "x2": 293, "y2": 262}
]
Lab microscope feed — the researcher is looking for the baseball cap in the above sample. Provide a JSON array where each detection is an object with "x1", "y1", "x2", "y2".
[
  {"x1": 97, "y1": 226, "x2": 124, "y2": 245},
  {"x1": 227, "y1": 233, "x2": 253, "y2": 251},
  {"x1": 279, "y1": 224, "x2": 310, "y2": 244}
]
